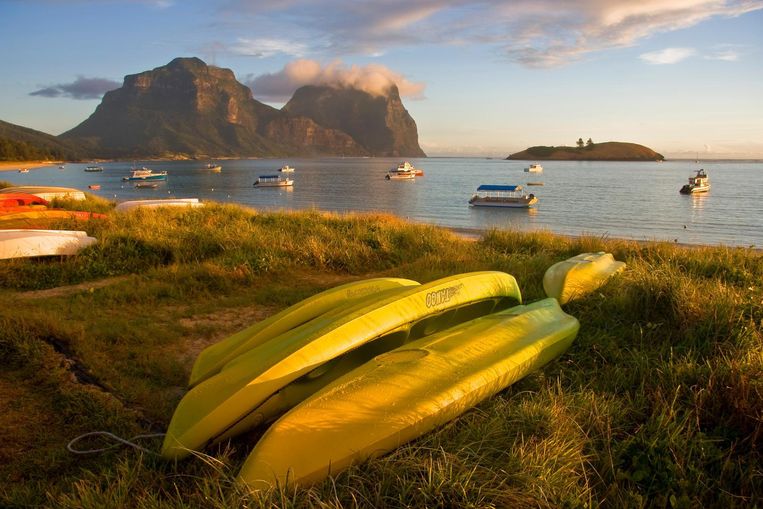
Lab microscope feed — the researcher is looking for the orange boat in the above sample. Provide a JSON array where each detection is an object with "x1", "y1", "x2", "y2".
[
  {"x1": 0, "y1": 209, "x2": 107, "y2": 229},
  {"x1": 0, "y1": 193, "x2": 49, "y2": 207}
]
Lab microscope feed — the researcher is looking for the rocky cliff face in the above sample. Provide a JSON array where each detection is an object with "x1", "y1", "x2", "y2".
[
  {"x1": 60, "y1": 57, "x2": 423, "y2": 158},
  {"x1": 283, "y1": 85, "x2": 426, "y2": 157}
]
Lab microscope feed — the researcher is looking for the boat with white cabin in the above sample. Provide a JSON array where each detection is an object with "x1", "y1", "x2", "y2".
[
  {"x1": 279, "y1": 165, "x2": 295, "y2": 173},
  {"x1": 254, "y1": 175, "x2": 293, "y2": 187},
  {"x1": 524, "y1": 163, "x2": 543, "y2": 173},
  {"x1": 468, "y1": 185, "x2": 538, "y2": 208},
  {"x1": 679, "y1": 169, "x2": 710, "y2": 194},
  {"x1": 205, "y1": 163, "x2": 222, "y2": 172},
  {"x1": 122, "y1": 167, "x2": 168, "y2": 181}
]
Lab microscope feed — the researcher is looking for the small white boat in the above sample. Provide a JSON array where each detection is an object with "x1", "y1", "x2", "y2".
[
  {"x1": 385, "y1": 170, "x2": 415, "y2": 180},
  {"x1": 278, "y1": 165, "x2": 295, "y2": 173},
  {"x1": 389, "y1": 161, "x2": 423, "y2": 177},
  {"x1": 84, "y1": 165, "x2": 104, "y2": 172},
  {"x1": 679, "y1": 169, "x2": 710, "y2": 194},
  {"x1": 0, "y1": 186, "x2": 86, "y2": 201},
  {"x1": 254, "y1": 175, "x2": 293, "y2": 187},
  {"x1": 0, "y1": 229, "x2": 97, "y2": 260},
  {"x1": 18, "y1": 168, "x2": 29, "y2": 173},
  {"x1": 468, "y1": 185, "x2": 538, "y2": 208},
  {"x1": 114, "y1": 198, "x2": 203, "y2": 212},
  {"x1": 524, "y1": 163, "x2": 543, "y2": 173},
  {"x1": 205, "y1": 163, "x2": 222, "y2": 172},
  {"x1": 122, "y1": 167, "x2": 168, "y2": 181},
  {"x1": 135, "y1": 182, "x2": 159, "y2": 189}
]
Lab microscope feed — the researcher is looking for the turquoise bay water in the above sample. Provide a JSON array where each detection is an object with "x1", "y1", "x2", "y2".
[{"x1": 4, "y1": 157, "x2": 762, "y2": 247}]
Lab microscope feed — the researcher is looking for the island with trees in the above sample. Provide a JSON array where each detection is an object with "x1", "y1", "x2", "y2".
[{"x1": 507, "y1": 139, "x2": 664, "y2": 161}]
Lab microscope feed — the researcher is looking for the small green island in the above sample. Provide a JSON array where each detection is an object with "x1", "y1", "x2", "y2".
[{"x1": 507, "y1": 140, "x2": 664, "y2": 161}]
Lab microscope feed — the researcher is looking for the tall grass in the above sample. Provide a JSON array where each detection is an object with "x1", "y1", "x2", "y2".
[{"x1": 1, "y1": 203, "x2": 761, "y2": 507}]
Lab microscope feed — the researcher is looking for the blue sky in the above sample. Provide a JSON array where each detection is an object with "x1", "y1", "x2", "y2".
[{"x1": 1, "y1": 0, "x2": 761, "y2": 158}]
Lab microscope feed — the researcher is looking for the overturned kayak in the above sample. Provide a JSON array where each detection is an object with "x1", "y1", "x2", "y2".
[
  {"x1": 542, "y1": 252, "x2": 626, "y2": 305},
  {"x1": 238, "y1": 298, "x2": 579, "y2": 490},
  {"x1": 115, "y1": 198, "x2": 203, "y2": 212},
  {"x1": 0, "y1": 229, "x2": 97, "y2": 259},
  {"x1": 0, "y1": 209, "x2": 107, "y2": 229},
  {"x1": 189, "y1": 277, "x2": 421, "y2": 387},
  {"x1": 0, "y1": 186, "x2": 86, "y2": 201},
  {"x1": 161, "y1": 271, "x2": 522, "y2": 459},
  {"x1": 0, "y1": 192, "x2": 49, "y2": 207}
]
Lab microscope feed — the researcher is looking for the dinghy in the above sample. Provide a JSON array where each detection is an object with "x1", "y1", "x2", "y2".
[{"x1": 0, "y1": 229, "x2": 96, "y2": 259}]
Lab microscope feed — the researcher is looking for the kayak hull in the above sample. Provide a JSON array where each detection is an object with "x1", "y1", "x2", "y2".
[
  {"x1": 189, "y1": 277, "x2": 421, "y2": 387},
  {"x1": 0, "y1": 229, "x2": 97, "y2": 259},
  {"x1": 238, "y1": 298, "x2": 579, "y2": 490},
  {"x1": 161, "y1": 271, "x2": 522, "y2": 459},
  {"x1": 542, "y1": 252, "x2": 626, "y2": 305}
]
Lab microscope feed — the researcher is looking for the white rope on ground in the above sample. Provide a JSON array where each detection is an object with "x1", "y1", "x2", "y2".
[{"x1": 67, "y1": 431, "x2": 165, "y2": 455}]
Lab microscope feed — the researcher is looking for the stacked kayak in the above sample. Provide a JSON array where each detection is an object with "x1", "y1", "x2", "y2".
[
  {"x1": 238, "y1": 298, "x2": 579, "y2": 490},
  {"x1": 162, "y1": 271, "x2": 522, "y2": 459},
  {"x1": 164, "y1": 255, "x2": 625, "y2": 491},
  {"x1": 0, "y1": 187, "x2": 105, "y2": 229}
]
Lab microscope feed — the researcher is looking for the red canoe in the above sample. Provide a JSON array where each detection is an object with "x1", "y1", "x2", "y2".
[{"x1": 0, "y1": 193, "x2": 49, "y2": 207}]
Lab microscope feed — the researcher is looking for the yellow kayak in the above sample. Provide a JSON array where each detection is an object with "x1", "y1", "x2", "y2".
[
  {"x1": 189, "y1": 278, "x2": 420, "y2": 387},
  {"x1": 238, "y1": 298, "x2": 579, "y2": 490},
  {"x1": 542, "y1": 252, "x2": 626, "y2": 304},
  {"x1": 161, "y1": 271, "x2": 522, "y2": 459}
]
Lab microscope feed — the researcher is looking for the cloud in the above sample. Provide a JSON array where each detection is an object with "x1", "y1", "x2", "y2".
[
  {"x1": 639, "y1": 47, "x2": 697, "y2": 64},
  {"x1": 30, "y1": 76, "x2": 120, "y2": 100},
  {"x1": 222, "y1": 0, "x2": 763, "y2": 67},
  {"x1": 246, "y1": 59, "x2": 426, "y2": 102},
  {"x1": 705, "y1": 49, "x2": 740, "y2": 61},
  {"x1": 230, "y1": 37, "x2": 308, "y2": 57}
]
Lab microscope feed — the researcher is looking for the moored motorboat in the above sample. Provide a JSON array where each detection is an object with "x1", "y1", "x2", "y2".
[
  {"x1": 679, "y1": 169, "x2": 710, "y2": 194},
  {"x1": 237, "y1": 297, "x2": 579, "y2": 490},
  {"x1": 254, "y1": 175, "x2": 293, "y2": 187},
  {"x1": 122, "y1": 167, "x2": 168, "y2": 181},
  {"x1": 468, "y1": 185, "x2": 538, "y2": 208},
  {"x1": 88, "y1": 185, "x2": 101, "y2": 190},
  {"x1": 393, "y1": 161, "x2": 423, "y2": 176},
  {"x1": 278, "y1": 165, "x2": 295, "y2": 173},
  {"x1": 84, "y1": 165, "x2": 104, "y2": 172},
  {"x1": 205, "y1": 163, "x2": 222, "y2": 172},
  {"x1": 135, "y1": 182, "x2": 159, "y2": 189},
  {"x1": 0, "y1": 229, "x2": 97, "y2": 259},
  {"x1": 18, "y1": 168, "x2": 29, "y2": 173},
  {"x1": 524, "y1": 163, "x2": 543, "y2": 173}
]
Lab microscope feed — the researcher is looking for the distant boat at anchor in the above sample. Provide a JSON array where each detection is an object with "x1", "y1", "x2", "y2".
[{"x1": 679, "y1": 169, "x2": 710, "y2": 194}]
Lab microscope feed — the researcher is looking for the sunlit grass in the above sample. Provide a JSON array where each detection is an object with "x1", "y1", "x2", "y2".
[{"x1": 1, "y1": 201, "x2": 761, "y2": 507}]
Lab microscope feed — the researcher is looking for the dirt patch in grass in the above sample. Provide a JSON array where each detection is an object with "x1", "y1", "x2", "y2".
[{"x1": 176, "y1": 305, "x2": 280, "y2": 366}]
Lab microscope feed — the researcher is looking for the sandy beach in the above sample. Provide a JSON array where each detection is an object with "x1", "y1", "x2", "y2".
[{"x1": 0, "y1": 161, "x2": 60, "y2": 172}]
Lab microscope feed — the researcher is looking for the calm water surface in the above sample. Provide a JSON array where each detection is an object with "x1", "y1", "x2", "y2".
[{"x1": 5, "y1": 158, "x2": 762, "y2": 247}]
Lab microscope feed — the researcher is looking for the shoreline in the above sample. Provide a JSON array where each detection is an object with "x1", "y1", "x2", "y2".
[{"x1": 0, "y1": 161, "x2": 60, "y2": 172}]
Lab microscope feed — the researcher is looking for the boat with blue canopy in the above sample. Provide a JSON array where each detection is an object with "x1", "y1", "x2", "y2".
[{"x1": 468, "y1": 185, "x2": 538, "y2": 208}]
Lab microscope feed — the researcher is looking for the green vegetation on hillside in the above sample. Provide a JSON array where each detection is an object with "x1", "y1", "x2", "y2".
[
  {"x1": 508, "y1": 141, "x2": 665, "y2": 161},
  {"x1": 0, "y1": 201, "x2": 761, "y2": 507},
  {"x1": 0, "y1": 119, "x2": 84, "y2": 161}
]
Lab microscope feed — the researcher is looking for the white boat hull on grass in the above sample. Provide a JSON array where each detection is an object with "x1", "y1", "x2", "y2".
[
  {"x1": 114, "y1": 198, "x2": 203, "y2": 212},
  {"x1": 0, "y1": 229, "x2": 96, "y2": 260},
  {"x1": 0, "y1": 186, "x2": 86, "y2": 201}
]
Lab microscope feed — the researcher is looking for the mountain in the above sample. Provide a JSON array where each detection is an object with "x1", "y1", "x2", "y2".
[
  {"x1": 283, "y1": 85, "x2": 426, "y2": 157},
  {"x1": 507, "y1": 142, "x2": 664, "y2": 161},
  {"x1": 59, "y1": 57, "x2": 423, "y2": 159},
  {"x1": 0, "y1": 119, "x2": 83, "y2": 161}
]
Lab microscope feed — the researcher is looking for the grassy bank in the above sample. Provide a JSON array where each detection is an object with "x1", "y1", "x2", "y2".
[{"x1": 1, "y1": 200, "x2": 761, "y2": 507}]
